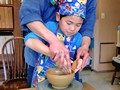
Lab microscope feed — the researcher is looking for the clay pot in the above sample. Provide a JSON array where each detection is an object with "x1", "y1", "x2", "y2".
[{"x1": 46, "y1": 68, "x2": 75, "y2": 89}]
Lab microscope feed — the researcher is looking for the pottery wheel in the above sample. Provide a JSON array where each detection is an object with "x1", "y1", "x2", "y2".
[{"x1": 37, "y1": 80, "x2": 83, "y2": 90}]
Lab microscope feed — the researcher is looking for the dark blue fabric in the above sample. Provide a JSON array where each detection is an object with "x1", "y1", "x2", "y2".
[
  {"x1": 74, "y1": 72, "x2": 82, "y2": 83},
  {"x1": 80, "y1": 0, "x2": 97, "y2": 39},
  {"x1": 27, "y1": 65, "x2": 35, "y2": 87},
  {"x1": 24, "y1": 46, "x2": 39, "y2": 67},
  {"x1": 19, "y1": 0, "x2": 58, "y2": 32}
]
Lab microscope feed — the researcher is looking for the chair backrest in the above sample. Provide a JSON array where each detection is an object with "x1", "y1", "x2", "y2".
[{"x1": 2, "y1": 37, "x2": 27, "y2": 81}]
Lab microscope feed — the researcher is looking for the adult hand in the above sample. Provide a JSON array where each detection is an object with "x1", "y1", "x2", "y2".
[
  {"x1": 75, "y1": 36, "x2": 91, "y2": 72},
  {"x1": 49, "y1": 39, "x2": 71, "y2": 71},
  {"x1": 76, "y1": 45, "x2": 89, "y2": 72}
]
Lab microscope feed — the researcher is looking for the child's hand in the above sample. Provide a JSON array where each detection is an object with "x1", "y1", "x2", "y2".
[
  {"x1": 71, "y1": 59, "x2": 82, "y2": 73},
  {"x1": 57, "y1": 59, "x2": 72, "y2": 74}
]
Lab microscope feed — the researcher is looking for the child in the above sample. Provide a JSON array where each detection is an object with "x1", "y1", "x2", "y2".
[{"x1": 24, "y1": 0, "x2": 87, "y2": 87}]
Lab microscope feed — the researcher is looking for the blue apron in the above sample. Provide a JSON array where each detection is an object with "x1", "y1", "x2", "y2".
[{"x1": 31, "y1": 25, "x2": 80, "y2": 87}]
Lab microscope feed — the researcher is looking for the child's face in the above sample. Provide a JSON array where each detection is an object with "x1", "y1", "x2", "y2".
[{"x1": 56, "y1": 13, "x2": 83, "y2": 36}]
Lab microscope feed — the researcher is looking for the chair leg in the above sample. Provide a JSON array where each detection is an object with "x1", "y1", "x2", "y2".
[{"x1": 111, "y1": 71, "x2": 116, "y2": 85}]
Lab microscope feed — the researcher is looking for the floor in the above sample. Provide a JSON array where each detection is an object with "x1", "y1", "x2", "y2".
[{"x1": 80, "y1": 68, "x2": 120, "y2": 90}]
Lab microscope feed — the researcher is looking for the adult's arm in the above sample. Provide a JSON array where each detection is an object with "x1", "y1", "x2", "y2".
[
  {"x1": 76, "y1": 0, "x2": 97, "y2": 71},
  {"x1": 25, "y1": 38, "x2": 50, "y2": 56},
  {"x1": 19, "y1": 0, "x2": 71, "y2": 69},
  {"x1": 25, "y1": 38, "x2": 72, "y2": 73}
]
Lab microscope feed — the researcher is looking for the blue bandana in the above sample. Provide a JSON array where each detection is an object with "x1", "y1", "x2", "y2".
[{"x1": 50, "y1": 0, "x2": 87, "y2": 19}]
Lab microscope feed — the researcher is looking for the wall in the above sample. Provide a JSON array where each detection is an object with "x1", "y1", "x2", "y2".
[{"x1": 92, "y1": 0, "x2": 120, "y2": 71}]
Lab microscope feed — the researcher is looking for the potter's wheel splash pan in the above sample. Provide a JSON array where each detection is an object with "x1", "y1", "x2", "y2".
[{"x1": 37, "y1": 80, "x2": 83, "y2": 90}]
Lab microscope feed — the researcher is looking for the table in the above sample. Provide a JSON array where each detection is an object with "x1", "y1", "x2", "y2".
[{"x1": 19, "y1": 82, "x2": 96, "y2": 90}]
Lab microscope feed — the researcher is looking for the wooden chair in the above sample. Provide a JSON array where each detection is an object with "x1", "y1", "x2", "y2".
[{"x1": 1, "y1": 37, "x2": 28, "y2": 90}]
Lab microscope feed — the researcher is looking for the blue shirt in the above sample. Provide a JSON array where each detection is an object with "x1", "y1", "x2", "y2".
[{"x1": 19, "y1": 0, "x2": 97, "y2": 38}]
